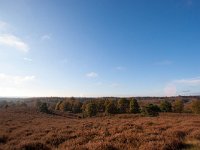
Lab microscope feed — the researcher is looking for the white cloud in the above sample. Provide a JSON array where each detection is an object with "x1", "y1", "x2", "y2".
[
  {"x1": 23, "y1": 57, "x2": 33, "y2": 62},
  {"x1": 41, "y1": 34, "x2": 51, "y2": 41},
  {"x1": 0, "y1": 73, "x2": 35, "y2": 86},
  {"x1": 86, "y1": 72, "x2": 98, "y2": 78},
  {"x1": 174, "y1": 77, "x2": 200, "y2": 86},
  {"x1": 0, "y1": 34, "x2": 29, "y2": 52}
]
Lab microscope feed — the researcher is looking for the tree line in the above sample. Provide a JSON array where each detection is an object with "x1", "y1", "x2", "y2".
[{"x1": 36, "y1": 97, "x2": 200, "y2": 117}]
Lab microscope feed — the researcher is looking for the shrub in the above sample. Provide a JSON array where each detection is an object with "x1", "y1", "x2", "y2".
[
  {"x1": 105, "y1": 101, "x2": 118, "y2": 114},
  {"x1": 56, "y1": 99, "x2": 82, "y2": 113},
  {"x1": 96, "y1": 99, "x2": 106, "y2": 112},
  {"x1": 71, "y1": 101, "x2": 82, "y2": 113},
  {"x1": 39, "y1": 103, "x2": 49, "y2": 113},
  {"x1": 173, "y1": 99, "x2": 184, "y2": 113},
  {"x1": 191, "y1": 100, "x2": 200, "y2": 114},
  {"x1": 55, "y1": 101, "x2": 62, "y2": 110},
  {"x1": 142, "y1": 104, "x2": 160, "y2": 116},
  {"x1": 60, "y1": 101, "x2": 71, "y2": 111},
  {"x1": 160, "y1": 100, "x2": 172, "y2": 112},
  {"x1": 85, "y1": 102, "x2": 97, "y2": 117},
  {"x1": 129, "y1": 98, "x2": 140, "y2": 113},
  {"x1": 117, "y1": 98, "x2": 129, "y2": 113}
]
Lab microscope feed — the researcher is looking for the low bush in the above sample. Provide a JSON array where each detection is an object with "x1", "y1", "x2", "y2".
[{"x1": 142, "y1": 104, "x2": 160, "y2": 116}]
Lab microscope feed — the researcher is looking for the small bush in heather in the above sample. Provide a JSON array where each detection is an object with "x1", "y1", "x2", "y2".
[
  {"x1": 160, "y1": 100, "x2": 172, "y2": 112},
  {"x1": 142, "y1": 104, "x2": 160, "y2": 117},
  {"x1": 130, "y1": 98, "x2": 140, "y2": 113}
]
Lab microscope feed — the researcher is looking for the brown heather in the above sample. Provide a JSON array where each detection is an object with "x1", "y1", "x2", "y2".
[{"x1": 0, "y1": 108, "x2": 200, "y2": 150}]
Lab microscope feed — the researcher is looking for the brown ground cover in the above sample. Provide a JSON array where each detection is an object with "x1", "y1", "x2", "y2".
[{"x1": 0, "y1": 108, "x2": 200, "y2": 150}]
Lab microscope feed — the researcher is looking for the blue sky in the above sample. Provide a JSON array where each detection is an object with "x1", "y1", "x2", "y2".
[{"x1": 0, "y1": 0, "x2": 200, "y2": 97}]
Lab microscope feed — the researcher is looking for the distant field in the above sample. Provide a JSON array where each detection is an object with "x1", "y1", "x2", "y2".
[{"x1": 0, "y1": 108, "x2": 200, "y2": 150}]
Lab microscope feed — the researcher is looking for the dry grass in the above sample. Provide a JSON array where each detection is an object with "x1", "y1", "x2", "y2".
[{"x1": 0, "y1": 108, "x2": 200, "y2": 150}]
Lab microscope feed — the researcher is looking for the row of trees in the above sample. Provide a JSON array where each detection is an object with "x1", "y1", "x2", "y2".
[{"x1": 50, "y1": 98, "x2": 200, "y2": 117}]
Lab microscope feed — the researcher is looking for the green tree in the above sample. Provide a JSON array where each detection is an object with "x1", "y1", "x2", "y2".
[
  {"x1": 173, "y1": 99, "x2": 184, "y2": 113},
  {"x1": 105, "y1": 101, "x2": 118, "y2": 114},
  {"x1": 191, "y1": 100, "x2": 200, "y2": 114},
  {"x1": 39, "y1": 103, "x2": 49, "y2": 113},
  {"x1": 130, "y1": 98, "x2": 140, "y2": 113},
  {"x1": 96, "y1": 99, "x2": 106, "y2": 112},
  {"x1": 142, "y1": 104, "x2": 160, "y2": 117},
  {"x1": 160, "y1": 100, "x2": 172, "y2": 112},
  {"x1": 85, "y1": 102, "x2": 97, "y2": 117},
  {"x1": 118, "y1": 98, "x2": 129, "y2": 113}
]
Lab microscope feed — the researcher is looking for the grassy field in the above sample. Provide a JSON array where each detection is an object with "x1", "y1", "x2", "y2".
[{"x1": 0, "y1": 108, "x2": 200, "y2": 150}]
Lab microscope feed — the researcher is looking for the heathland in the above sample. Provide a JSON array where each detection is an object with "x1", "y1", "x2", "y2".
[{"x1": 0, "y1": 96, "x2": 200, "y2": 150}]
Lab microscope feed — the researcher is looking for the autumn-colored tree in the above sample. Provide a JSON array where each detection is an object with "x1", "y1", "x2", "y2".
[
  {"x1": 59, "y1": 101, "x2": 69, "y2": 111},
  {"x1": 191, "y1": 100, "x2": 200, "y2": 114},
  {"x1": 129, "y1": 98, "x2": 140, "y2": 113},
  {"x1": 160, "y1": 100, "x2": 172, "y2": 112},
  {"x1": 71, "y1": 101, "x2": 82, "y2": 113},
  {"x1": 173, "y1": 99, "x2": 184, "y2": 113},
  {"x1": 55, "y1": 101, "x2": 62, "y2": 110}
]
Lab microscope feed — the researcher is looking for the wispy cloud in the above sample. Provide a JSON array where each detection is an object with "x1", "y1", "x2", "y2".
[
  {"x1": 23, "y1": 57, "x2": 33, "y2": 62},
  {"x1": 41, "y1": 34, "x2": 51, "y2": 41},
  {"x1": 86, "y1": 72, "x2": 98, "y2": 78},
  {"x1": 174, "y1": 77, "x2": 200, "y2": 86},
  {"x1": 164, "y1": 76, "x2": 200, "y2": 96},
  {"x1": 0, "y1": 34, "x2": 29, "y2": 52},
  {"x1": 0, "y1": 73, "x2": 35, "y2": 86}
]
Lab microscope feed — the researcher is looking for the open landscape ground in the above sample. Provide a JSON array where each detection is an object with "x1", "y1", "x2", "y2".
[{"x1": 0, "y1": 108, "x2": 200, "y2": 150}]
